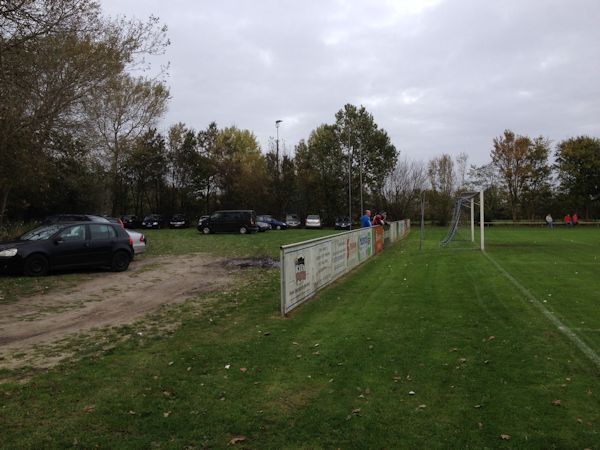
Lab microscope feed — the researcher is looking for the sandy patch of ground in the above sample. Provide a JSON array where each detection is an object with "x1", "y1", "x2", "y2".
[{"x1": 0, "y1": 253, "x2": 234, "y2": 370}]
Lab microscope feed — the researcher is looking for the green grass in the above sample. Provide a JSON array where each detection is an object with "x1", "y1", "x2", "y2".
[
  {"x1": 142, "y1": 227, "x2": 336, "y2": 257},
  {"x1": 1, "y1": 226, "x2": 600, "y2": 448}
]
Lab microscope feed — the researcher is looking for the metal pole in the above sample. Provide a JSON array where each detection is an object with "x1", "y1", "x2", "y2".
[
  {"x1": 275, "y1": 120, "x2": 282, "y2": 174},
  {"x1": 419, "y1": 192, "x2": 425, "y2": 250},
  {"x1": 348, "y1": 124, "x2": 352, "y2": 230},
  {"x1": 359, "y1": 146, "x2": 363, "y2": 214},
  {"x1": 470, "y1": 197, "x2": 475, "y2": 242},
  {"x1": 480, "y1": 190, "x2": 485, "y2": 251}
]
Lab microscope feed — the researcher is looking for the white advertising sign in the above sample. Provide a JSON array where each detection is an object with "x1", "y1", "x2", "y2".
[{"x1": 280, "y1": 220, "x2": 410, "y2": 315}]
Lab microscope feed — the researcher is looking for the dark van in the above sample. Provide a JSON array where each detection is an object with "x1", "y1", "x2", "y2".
[{"x1": 197, "y1": 210, "x2": 259, "y2": 234}]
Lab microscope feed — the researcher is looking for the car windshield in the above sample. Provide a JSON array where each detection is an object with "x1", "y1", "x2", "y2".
[
  {"x1": 307, "y1": 215, "x2": 319, "y2": 219},
  {"x1": 20, "y1": 225, "x2": 61, "y2": 241}
]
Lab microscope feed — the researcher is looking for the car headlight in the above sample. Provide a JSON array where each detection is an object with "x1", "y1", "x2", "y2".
[
  {"x1": 0, "y1": 248, "x2": 17, "y2": 257},
  {"x1": 153, "y1": 222, "x2": 158, "y2": 225}
]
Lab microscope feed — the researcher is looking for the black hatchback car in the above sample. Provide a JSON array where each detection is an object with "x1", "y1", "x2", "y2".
[
  {"x1": 0, "y1": 222, "x2": 133, "y2": 276},
  {"x1": 197, "y1": 210, "x2": 258, "y2": 234},
  {"x1": 169, "y1": 213, "x2": 189, "y2": 229},
  {"x1": 141, "y1": 214, "x2": 165, "y2": 229}
]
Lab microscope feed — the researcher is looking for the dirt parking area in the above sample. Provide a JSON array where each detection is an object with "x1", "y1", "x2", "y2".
[{"x1": 0, "y1": 253, "x2": 237, "y2": 371}]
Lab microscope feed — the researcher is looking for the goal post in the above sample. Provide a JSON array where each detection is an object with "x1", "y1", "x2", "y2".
[{"x1": 440, "y1": 190, "x2": 485, "y2": 250}]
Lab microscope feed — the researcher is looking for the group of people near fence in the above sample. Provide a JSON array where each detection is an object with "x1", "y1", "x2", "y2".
[
  {"x1": 359, "y1": 210, "x2": 387, "y2": 228},
  {"x1": 545, "y1": 213, "x2": 578, "y2": 228}
]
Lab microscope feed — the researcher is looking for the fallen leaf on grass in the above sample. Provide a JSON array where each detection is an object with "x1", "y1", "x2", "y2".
[
  {"x1": 163, "y1": 411, "x2": 171, "y2": 418},
  {"x1": 82, "y1": 405, "x2": 95, "y2": 413},
  {"x1": 500, "y1": 434, "x2": 511, "y2": 440},
  {"x1": 487, "y1": 336, "x2": 496, "y2": 341},
  {"x1": 168, "y1": 361, "x2": 174, "y2": 366},
  {"x1": 239, "y1": 367, "x2": 247, "y2": 373},
  {"x1": 228, "y1": 435, "x2": 247, "y2": 445},
  {"x1": 417, "y1": 404, "x2": 426, "y2": 409},
  {"x1": 552, "y1": 399, "x2": 561, "y2": 406}
]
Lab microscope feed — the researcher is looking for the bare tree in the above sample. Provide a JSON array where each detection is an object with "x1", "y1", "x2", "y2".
[{"x1": 383, "y1": 157, "x2": 427, "y2": 219}]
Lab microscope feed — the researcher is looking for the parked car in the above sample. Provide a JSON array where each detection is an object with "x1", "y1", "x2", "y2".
[
  {"x1": 42, "y1": 214, "x2": 109, "y2": 225},
  {"x1": 256, "y1": 220, "x2": 271, "y2": 232},
  {"x1": 121, "y1": 214, "x2": 140, "y2": 229},
  {"x1": 0, "y1": 222, "x2": 133, "y2": 276},
  {"x1": 141, "y1": 214, "x2": 165, "y2": 229},
  {"x1": 169, "y1": 214, "x2": 189, "y2": 229},
  {"x1": 126, "y1": 229, "x2": 146, "y2": 255},
  {"x1": 305, "y1": 214, "x2": 322, "y2": 229},
  {"x1": 335, "y1": 216, "x2": 351, "y2": 230},
  {"x1": 285, "y1": 213, "x2": 301, "y2": 228},
  {"x1": 257, "y1": 215, "x2": 288, "y2": 230},
  {"x1": 197, "y1": 210, "x2": 258, "y2": 234}
]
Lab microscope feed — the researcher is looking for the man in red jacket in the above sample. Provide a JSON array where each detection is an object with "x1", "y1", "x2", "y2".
[{"x1": 564, "y1": 214, "x2": 572, "y2": 227}]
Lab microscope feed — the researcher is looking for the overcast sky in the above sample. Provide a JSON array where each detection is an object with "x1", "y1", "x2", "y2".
[{"x1": 100, "y1": 0, "x2": 600, "y2": 165}]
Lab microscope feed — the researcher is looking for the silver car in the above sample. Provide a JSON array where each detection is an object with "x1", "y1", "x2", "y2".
[
  {"x1": 305, "y1": 214, "x2": 322, "y2": 229},
  {"x1": 126, "y1": 229, "x2": 146, "y2": 255}
]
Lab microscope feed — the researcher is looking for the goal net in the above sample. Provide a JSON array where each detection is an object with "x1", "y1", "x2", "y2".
[{"x1": 440, "y1": 191, "x2": 484, "y2": 249}]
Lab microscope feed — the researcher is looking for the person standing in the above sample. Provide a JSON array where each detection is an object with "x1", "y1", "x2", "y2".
[
  {"x1": 545, "y1": 213, "x2": 553, "y2": 228},
  {"x1": 372, "y1": 212, "x2": 384, "y2": 226},
  {"x1": 360, "y1": 209, "x2": 372, "y2": 228},
  {"x1": 572, "y1": 213, "x2": 578, "y2": 226},
  {"x1": 564, "y1": 214, "x2": 572, "y2": 227}
]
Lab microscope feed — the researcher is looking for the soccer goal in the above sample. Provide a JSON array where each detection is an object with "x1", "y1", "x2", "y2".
[{"x1": 440, "y1": 190, "x2": 485, "y2": 250}]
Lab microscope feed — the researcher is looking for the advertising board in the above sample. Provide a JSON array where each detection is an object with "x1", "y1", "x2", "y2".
[{"x1": 280, "y1": 220, "x2": 410, "y2": 315}]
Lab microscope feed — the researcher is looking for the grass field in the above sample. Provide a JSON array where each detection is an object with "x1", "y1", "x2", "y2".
[{"x1": 1, "y1": 226, "x2": 599, "y2": 448}]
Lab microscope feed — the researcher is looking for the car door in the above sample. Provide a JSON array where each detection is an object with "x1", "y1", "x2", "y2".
[
  {"x1": 50, "y1": 224, "x2": 90, "y2": 268},
  {"x1": 88, "y1": 223, "x2": 117, "y2": 265},
  {"x1": 221, "y1": 212, "x2": 235, "y2": 232}
]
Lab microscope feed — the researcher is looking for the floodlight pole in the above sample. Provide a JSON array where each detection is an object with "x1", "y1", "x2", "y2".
[
  {"x1": 470, "y1": 197, "x2": 475, "y2": 242},
  {"x1": 275, "y1": 119, "x2": 282, "y2": 174},
  {"x1": 347, "y1": 124, "x2": 352, "y2": 230},
  {"x1": 480, "y1": 190, "x2": 485, "y2": 251}
]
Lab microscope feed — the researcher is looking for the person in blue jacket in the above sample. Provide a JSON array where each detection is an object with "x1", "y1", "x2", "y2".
[{"x1": 360, "y1": 209, "x2": 372, "y2": 228}]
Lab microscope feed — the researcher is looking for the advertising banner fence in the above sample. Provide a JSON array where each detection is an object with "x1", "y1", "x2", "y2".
[{"x1": 280, "y1": 220, "x2": 410, "y2": 315}]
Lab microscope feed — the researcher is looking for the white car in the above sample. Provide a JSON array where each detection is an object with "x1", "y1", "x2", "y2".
[
  {"x1": 126, "y1": 229, "x2": 146, "y2": 255},
  {"x1": 305, "y1": 214, "x2": 322, "y2": 229}
]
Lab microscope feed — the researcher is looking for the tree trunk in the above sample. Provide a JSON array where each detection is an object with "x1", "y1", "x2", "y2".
[{"x1": 0, "y1": 186, "x2": 10, "y2": 227}]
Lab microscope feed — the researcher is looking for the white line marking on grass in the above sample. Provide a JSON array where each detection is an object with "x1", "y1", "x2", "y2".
[{"x1": 483, "y1": 251, "x2": 600, "y2": 370}]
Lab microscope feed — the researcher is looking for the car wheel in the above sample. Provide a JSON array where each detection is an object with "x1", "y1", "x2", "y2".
[
  {"x1": 202, "y1": 226, "x2": 211, "y2": 235},
  {"x1": 24, "y1": 254, "x2": 49, "y2": 277},
  {"x1": 239, "y1": 226, "x2": 248, "y2": 234},
  {"x1": 111, "y1": 250, "x2": 131, "y2": 272}
]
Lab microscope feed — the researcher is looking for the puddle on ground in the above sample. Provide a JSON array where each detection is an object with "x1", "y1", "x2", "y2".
[{"x1": 223, "y1": 257, "x2": 280, "y2": 269}]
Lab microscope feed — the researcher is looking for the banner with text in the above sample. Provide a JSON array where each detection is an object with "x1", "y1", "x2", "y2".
[{"x1": 280, "y1": 220, "x2": 410, "y2": 315}]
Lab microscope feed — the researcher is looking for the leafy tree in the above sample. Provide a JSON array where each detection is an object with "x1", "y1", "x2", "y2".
[
  {"x1": 466, "y1": 163, "x2": 507, "y2": 220},
  {"x1": 490, "y1": 130, "x2": 551, "y2": 220},
  {"x1": 427, "y1": 154, "x2": 455, "y2": 225},
  {"x1": 124, "y1": 128, "x2": 167, "y2": 216},
  {"x1": 295, "y1": 125, "x2": 354, "y2": 223},
  {"x1": 212, "y1": 126, "x2": 266, "y2": 210},
  {"x1": 555, "y1": 136, "x2": 600, "y2": 219},
  {"x1": 0, "y1": 0, "x2": 169, "y2": 224},
  {"x1": 334, "y1": 104, "x2": 397, "y2": 215}
]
